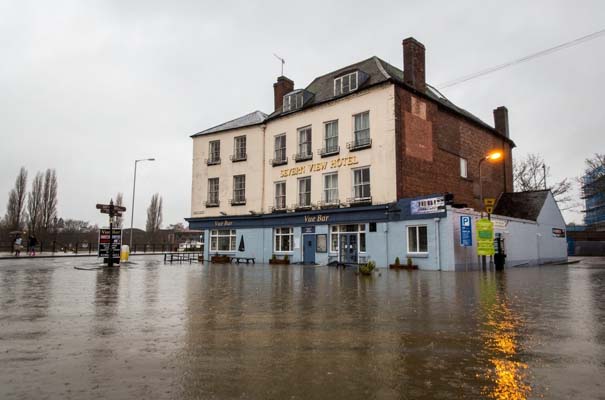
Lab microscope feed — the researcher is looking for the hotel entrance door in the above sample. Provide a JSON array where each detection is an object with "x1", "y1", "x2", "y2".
[{"x1": 339, "y1": 234, "x2": 358, "y2": 264}]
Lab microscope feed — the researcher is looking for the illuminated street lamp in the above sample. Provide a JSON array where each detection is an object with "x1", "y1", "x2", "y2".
[
  {"x1": 129, "y1": 158, "x2": 155, "y2": 251},
  {"x1": 478, "y1": 150, "x2": 503, "y2": 214}
]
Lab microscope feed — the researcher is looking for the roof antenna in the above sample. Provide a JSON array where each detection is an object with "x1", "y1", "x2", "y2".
[{"x1": 273, "y1": 53, "x2": 285, "y2": 76}]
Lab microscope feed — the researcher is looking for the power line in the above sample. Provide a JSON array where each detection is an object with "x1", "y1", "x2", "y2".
[{"x1": 437, "y1": 28, "x2": 605, "y2": 89}]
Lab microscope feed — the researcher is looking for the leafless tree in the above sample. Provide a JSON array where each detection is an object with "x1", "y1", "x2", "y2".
[
  {"x1": 114, "y1": 192, "x2": 124, "y2": 228},
  {"x1": 4, "y1": 167, "x2": 28, "y2": 231},
  {"x1": 27, "y1": 172, "x2": 44, "y2": 235},
  {"x1": 513, "y1": 153, "x2": 573, "y2": 209},
  {"x1": 146, "y1": 193, "x2": 163, "y2": 235},
  {"x1": 41, "y1": 169, "x2": 58, "y2": 232}
]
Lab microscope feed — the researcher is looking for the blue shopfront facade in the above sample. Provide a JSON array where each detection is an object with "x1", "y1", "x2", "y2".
[{"x1": 186, "y1": 194, "x2": 449, "y2": 269}]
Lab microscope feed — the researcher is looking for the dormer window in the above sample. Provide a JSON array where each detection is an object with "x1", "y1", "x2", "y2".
[
  {"x1": 283, "y1": 91, "x2": 304, "y2": 112},
  {"x1": 334, "y1": 71, "x2": 359, "y2": 96}
]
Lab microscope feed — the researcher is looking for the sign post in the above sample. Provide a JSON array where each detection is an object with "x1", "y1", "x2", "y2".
[
  {"x1": 460, "y1": 216, "x2": 472, "y2": 247},
  {"x1": 96, "y1": 200, "x2": 126, "y2": 267},
  {"x1": 476, "y1": 218, "x2": 495, "y2": 257}
]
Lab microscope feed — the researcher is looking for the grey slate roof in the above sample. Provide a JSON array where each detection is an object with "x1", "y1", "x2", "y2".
[
  {"x1": 265, "y1": 56, "x2": 513, "y2": 144},
  {"x1": 493, "y1": 190, "x2": 550, "y2": 221},
  {"x1": 191, "y1": 110, "x2": 267, "y2": 137}
]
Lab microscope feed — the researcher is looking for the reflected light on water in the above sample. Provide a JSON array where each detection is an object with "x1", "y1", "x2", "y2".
[{"x1": 480, "y1": 274, "x2": 531, "y2": 400}]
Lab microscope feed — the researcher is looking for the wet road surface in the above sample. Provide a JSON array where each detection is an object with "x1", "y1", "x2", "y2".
[{"x1": 1, "y1": 257, "x2": 604, "y2": 399}]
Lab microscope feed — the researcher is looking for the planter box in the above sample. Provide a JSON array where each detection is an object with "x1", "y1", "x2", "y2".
[
  {"x1": 389, "y1": 264, "x2": 418, "y2": 270},
  {"x1": 269, "y1": 258, "x2": 290, "y2": 265},
  {"x1": 211, "y1": 255, "x2": 231, "y2": 263}
]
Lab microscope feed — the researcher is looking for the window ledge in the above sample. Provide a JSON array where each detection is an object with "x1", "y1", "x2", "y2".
[{"x1": 406, "y1": 253, "x2": 429, "y2": 258}]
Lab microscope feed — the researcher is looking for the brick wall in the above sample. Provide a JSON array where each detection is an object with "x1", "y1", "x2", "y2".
[{"x1": 395, "y1": 85, "x2": 513, "y2": 209}]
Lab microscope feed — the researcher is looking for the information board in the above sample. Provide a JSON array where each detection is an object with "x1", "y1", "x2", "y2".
[
  {"x1": 476, "y1": 218, "x2": 495, "y2": 256},
  {"x1": 98, "y1": 228, "x2": 122, "y2": 260},
  {"x1": 460, "y1": 216, "x2": 472, "y2": 246}
]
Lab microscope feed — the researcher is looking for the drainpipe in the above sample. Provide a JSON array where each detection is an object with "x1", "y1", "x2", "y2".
[
  {"x1": 434, "y1": 217, "x2": 441, "y2": 270},
  {"x1": 261, "y1": 124, "x2": 266, "y2": 262}
]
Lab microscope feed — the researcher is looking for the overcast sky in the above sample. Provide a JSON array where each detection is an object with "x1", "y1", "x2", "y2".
[{"x1": 1, "y1": 0, "x2": 603, "y2": 228}]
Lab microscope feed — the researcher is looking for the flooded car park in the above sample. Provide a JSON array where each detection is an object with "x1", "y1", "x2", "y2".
[{"x1": 1, "y1": 256, "x2": 604, "y2": 399}]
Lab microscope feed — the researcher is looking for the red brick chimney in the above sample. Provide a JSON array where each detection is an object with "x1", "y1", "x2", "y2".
[
  {"x1": 273, "y1": 76, "x2": 294, "y2": 111},
  {"x1": 493, "y1": 106, "x2": 509, "y2": 137},
  {"x1": 402, "y1": 37, "x2": 426, "y2": 92}
]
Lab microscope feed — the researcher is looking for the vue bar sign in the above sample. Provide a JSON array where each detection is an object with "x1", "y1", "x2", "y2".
[
  {"x1": 460, "y1": 216, "x2": 472, "y2": 246},
  {"x1": 476, "y1": 218, "x2": 495, "y2": 256}
]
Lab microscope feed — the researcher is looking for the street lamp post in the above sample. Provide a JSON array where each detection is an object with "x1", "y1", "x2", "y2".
[
  {"x1": 130, "y1": 158, "x2": 155, "y2": 251},
  {"x1": 477, "y1": 150, "x2": 503, "y2": 269}
]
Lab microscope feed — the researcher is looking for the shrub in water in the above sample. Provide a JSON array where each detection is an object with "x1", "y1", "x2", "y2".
[{"x1": 359, "y1": 260, "x2": 376, "y2": 275}]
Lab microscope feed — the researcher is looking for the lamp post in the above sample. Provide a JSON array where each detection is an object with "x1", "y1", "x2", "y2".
[
  {"x1": 478, "y1": 150, "x2": 503, "y2": 270},
  {"x1": 130, "y1": 158, "x2": 155, "y2": 251},
  {"x1": 478, "y1": 151, "x2": 503, "y2": 216}
]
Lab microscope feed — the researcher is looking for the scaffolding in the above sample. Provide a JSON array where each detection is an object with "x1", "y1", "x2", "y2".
[{"x1": 581, "y1": 165, "x2": 605, "y2": 229}]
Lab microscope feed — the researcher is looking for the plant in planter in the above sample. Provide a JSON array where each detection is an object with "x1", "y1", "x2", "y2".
[
  {"x1": 269, "y1": 254, "x2": 290, "y2": 265},
  {"x1": 405, "y1": 257, "x2": 418, "y2": 270},
  {"x1": 359, "y1": 260, "x2": 376, "y2": 276},
  {"x1": 390, "y1": 257, "x2": 403, "y2": 269},
  {"x1": 211, "y1": 253, "x2": 231, "y2": 263}
]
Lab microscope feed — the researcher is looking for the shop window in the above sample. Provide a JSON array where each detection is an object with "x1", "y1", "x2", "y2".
[
  {"x1": 274, "y1": 227, "x2": 293, "y2": 252},
  {"x1": 210, "y1": 229, "x2": 236, "y2": 252},
  {"x1": 407, "y1": 225, "x2": 428, "y2": 254},
  {"x1": 330, "y1": 224, "x2": 366, "y2": 253}
]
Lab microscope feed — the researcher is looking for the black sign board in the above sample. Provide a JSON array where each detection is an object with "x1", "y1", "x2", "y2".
[{"x1": 98, "y1": 228, "x2": 122, "y2": 261}]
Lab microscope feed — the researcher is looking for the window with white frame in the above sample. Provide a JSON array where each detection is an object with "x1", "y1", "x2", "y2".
[
  {"x1": 330, "y1": 224, "x2": 366, "y2": 253},
  {"x1": 233, "y1": 175, "x2": 245, "y2": 203},
  {"x1": 274, "y1": 134, "x2": 286, "y2": 162},
  {"x1": 334, "y1": 72, "x2": 358, "y2": 96},
  {"x1": 460, "y1": 157, "x2": 468, "y2": 178},
  {"x1": 353, "y1": 167, "x2": 371, "y2": 199},
  {"x1": 298, "y1": 176, "x2": 311, "y2": 207},
  {"x1": 407, "y1": 225, "x2": 428, "y2": 254},
  {"x1": 234, "y1": 136, "x2": 246, "y2": 160},
  {"x1": 283, "y1": 92, "x2": 304, "y2": 112},
  {"x1": 298, "y1": 126, "x2": 312, "y2": 157},
  {"x1": 210, "y1": 229, "x2": 236, "y2": 252},
  {"x1": 353, "y1": 111, "x2": 370, "y2": 146},
  {"x1": 274, "y1": 181, "x2": 286, "y2": 209},
  {"x1": 274, "y1": 227, "x2": 293, "y2": 252},
  {"x1": 323, "y1": 172, "x2": 338, "y2": 204},
  {"x1": 324, "y1": 120, "x2": 339, "y2": 152},
  {"x1": 209, "y1": 140, "x2": 220, "y2": 162},
  {"x1": 207, "y1": 178, "x2": 219, "y2": 205}
]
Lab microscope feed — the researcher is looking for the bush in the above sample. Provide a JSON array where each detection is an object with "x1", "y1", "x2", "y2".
[
  {"x1": 284, "y1": 254, "x2": 289, "y2": 262},
  {"x1": 359, "y1": 260, "x2": 376, "y2": 275},
  {"x1": 395, "y1": 257, "x2": 400, "y2": 265},
  {"x1": 407, "y1": 257, "x2": 413, "y2": 267},
  {"x1": 271, "y1": 254, "x2": 277, "y2": 261}
]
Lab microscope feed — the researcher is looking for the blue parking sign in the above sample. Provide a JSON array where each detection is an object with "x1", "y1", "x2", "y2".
[{"x1": 460, "y1": 216, "x2": 472, "y2": 246}]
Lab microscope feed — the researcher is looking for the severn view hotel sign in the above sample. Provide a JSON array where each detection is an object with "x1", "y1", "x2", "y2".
[{"x1": 280, "y1": 156, "x2": 359, "y2": 178}]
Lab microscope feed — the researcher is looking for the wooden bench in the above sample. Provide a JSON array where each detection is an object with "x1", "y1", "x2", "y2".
[{"x1": 232, "y1": 257, "x2": 255, "y2": 264}]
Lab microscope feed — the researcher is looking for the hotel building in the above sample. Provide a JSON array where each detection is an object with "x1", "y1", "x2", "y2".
[{"x1": 184, "y1": 37, "x2": 561, "y2": 269}]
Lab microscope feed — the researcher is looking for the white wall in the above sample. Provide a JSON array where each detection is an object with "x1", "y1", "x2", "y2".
[
  {"x1": 536, "y1": 192, "x2": 568, "y2": 263},
  {"x1": 263, "y1": 83, "x2": 397, "y2": 208}
]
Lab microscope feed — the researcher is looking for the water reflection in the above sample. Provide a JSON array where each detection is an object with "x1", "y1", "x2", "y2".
[{"x1": 479, "y1": 272, "x2": 531, "y2": 400}]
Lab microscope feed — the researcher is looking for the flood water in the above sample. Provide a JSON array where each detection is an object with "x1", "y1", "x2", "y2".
[{"x1": 1, "y1": 257, "x2": 604, "y2": 399}]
